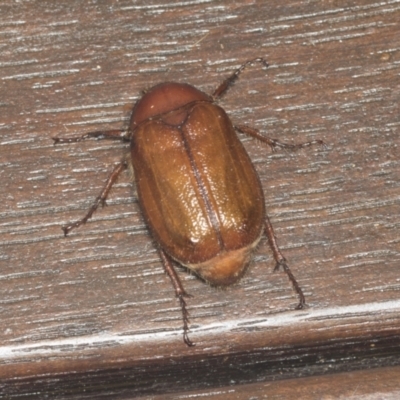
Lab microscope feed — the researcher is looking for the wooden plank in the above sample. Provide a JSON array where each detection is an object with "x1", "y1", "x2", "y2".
[
  {"x1": 1, "y1": 0, "x2": 400, "y2": 397},
  {"x1": 149, "y1": 366, "x2": 400, "y2": 400}
]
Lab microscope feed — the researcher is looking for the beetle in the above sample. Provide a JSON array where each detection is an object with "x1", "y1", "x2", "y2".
[{"x1": 53, "y1": 58, "x2": 323, "y2": 346}]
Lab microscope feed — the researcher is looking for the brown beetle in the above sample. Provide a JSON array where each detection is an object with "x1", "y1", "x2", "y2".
[{"x1": 53, "y1": 59, "x2": 323, "y2": 346}]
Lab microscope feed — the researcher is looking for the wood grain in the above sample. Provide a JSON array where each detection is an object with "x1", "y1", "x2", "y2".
[
  {"x1": 1, "y1": 0, "x2": 399, "y2": 398},
  {"x1": 149, "y1": 366, "x2": 400, "y2": 400}
]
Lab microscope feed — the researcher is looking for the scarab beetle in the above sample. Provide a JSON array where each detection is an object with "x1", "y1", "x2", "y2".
[{"x1": 54, "y1": 58, "x2": 323, "y2": 346}]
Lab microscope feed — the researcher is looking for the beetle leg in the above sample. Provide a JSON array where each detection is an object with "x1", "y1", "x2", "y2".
[
  {"x1": 159, "y1": 250, "x2": 194, "y2": 347},
  {"x1": 236, "y1": 124, "x2": 325, "y2": 152},
  {"x1": 61, "y1": 161, "x2": 127, "y2": 236},
  {"x1": 264, "y1": 216, "x2": 306, "y2": 310},
  {"x1": 53, "y1": 129, "x2": 130, "y2": 144},
  {"x1": 212, "y1": 58, "x2": 269, "y2": 100}
]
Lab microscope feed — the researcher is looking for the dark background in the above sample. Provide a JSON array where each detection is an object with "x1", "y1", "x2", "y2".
[{"x1": 1, "y1": 0, "x2": 400, "y2": 398}]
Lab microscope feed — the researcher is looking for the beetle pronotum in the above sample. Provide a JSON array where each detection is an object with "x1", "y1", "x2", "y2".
[{"x1": 54, "y1": 58, "x2": 323, "y2": 346}]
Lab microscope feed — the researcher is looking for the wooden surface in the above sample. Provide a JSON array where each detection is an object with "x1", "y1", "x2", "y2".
[
  {"x1": 147, "y1": 366, "x2": 400, "y2": 400},
  {"x1": 1, "y1": 0, "x2": 400, "y2": 398}
]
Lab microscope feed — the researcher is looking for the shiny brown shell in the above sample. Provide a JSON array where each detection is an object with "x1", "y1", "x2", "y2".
[{"x1": 130, "y1": 82, "x2": 265, "y2": 286}]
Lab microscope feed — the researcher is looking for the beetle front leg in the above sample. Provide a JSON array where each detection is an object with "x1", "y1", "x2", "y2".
[
  {"x1": 236, "y1": 124, "x2": 325, "y2": 152},
  {"x1": 264, "y1": 216, "x2": 306, "y2": 310},
  {"x1": 61, "y1": 161, "x2": 127, "y2": 236},
  {"x1": 212, "y1": 58, "x2": 269, "y2": 100},
  {"x1": 159, "y1": 250, "x2": 194, "y2": 347},
  {"x1": 53, "y1": 129, "x2": 130, "y2": 144}
]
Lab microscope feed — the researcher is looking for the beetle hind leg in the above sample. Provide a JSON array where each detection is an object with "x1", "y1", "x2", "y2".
[
  {"x1": 264, "y1": 216, "x2": 306, "y2": 310},
  {"x1": 159, "y1": 250, "x2": 195, "y2": 347}
]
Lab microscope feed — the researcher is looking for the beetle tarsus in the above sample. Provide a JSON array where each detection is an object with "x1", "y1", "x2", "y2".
[
  {"x1": 178, "y1": 294, "x2": 195, "y2": 347},
  {"x1": 53, "y1": 130, "x2": 129, "y2": 144},
  {"x1": 264, "y1": 217, "x2": 306, "y2": 309},
  {"x1": 59, "y1": 162, "x2": 127, "y2": 236},
  {"x1": 236, "y1": 124, "x2": 325, "y2": 153},
  {"x1": 212, "y1": 57, "x2": 269, "y2": 100},
  {"x1": 275, "y1": 259, "x2": 306, "y2": 310},
  {"x1": 159, "y1": 250, "x2": 196, "y2": 346}
]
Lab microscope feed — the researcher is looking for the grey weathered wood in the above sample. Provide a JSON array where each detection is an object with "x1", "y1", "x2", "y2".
[{"x1": 1, "y1": 0, "x2": 400, "y2": 397}]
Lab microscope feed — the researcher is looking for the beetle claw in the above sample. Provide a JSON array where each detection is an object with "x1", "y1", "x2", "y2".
[
  {"x1": 61, "y1": 226, "x2": 69, "y2": 237},
  {"x1": 295, "y1": 301, "x2": 308, "y2": 310},
  {"x1": 273, "y1": 258, "x2": 287, "y2": 272},
  {"x1": 183, "y1": 332, "x2": 195, "y2": 347}
]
